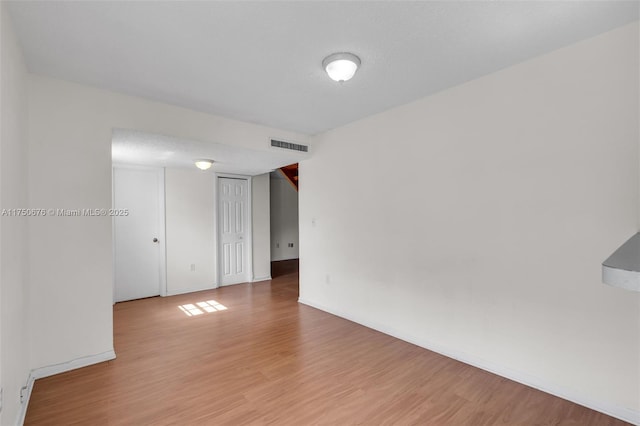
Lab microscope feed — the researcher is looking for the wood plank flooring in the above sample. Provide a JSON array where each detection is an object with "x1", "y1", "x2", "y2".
[
  {"x1": 271, "y1": 259, "x2": 299, "y2": 278},
  {"x1": 26, "y1": 266, "x2": 629, "y2": 425}
]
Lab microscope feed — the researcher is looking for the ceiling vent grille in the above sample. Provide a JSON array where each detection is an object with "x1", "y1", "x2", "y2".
[{"x1": 270, "y1": 139, "x2": 308, "y2": 153}]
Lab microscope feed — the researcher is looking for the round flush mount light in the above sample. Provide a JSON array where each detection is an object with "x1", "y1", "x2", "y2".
[
  {"x1": 194, "y1": 159, "x2": 214, "y2": 170},
  {"x1": 322, "y1": 52, "x2": 361, "y2": 82}
]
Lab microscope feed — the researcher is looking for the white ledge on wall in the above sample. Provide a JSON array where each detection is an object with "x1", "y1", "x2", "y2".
[{"x1": 602, "y1": 233, "x2": 640, "y2": 292}]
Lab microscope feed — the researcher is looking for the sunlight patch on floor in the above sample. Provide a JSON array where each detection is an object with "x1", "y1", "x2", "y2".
[{"x1": 179, "y1": 300, "x2": 228, "y2": 317}]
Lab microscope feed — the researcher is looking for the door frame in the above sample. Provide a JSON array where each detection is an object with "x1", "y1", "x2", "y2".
[
  {"x1": 112, "y1": 164, "x2": 167, "y2": 303},
  {"x1": 214, "y1": 173, "x2": 253, "y2": 287}
]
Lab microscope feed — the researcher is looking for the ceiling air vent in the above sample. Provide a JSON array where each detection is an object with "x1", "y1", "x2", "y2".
[{"x1": 270, "y1": 139, "x2": 308, "y2": 153}]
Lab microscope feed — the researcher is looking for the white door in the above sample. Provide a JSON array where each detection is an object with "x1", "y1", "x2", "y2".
[
  {"x1": 113, "y1": 167, "x2": 165, "y2": 302},
  {"x1": 219, "y1": 177, "x2": 249, "y2": 286}
]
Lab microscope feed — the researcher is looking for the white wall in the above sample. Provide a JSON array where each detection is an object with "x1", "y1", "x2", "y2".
[
  {"x1": 0, "y1": 6, "x2": 31, "y2": 425},
  {"x1": 165, "y1": 170, "x2": 271, "y2": 292},
  {"x1": 27, "y1": 74, "x2": 310, "y2": 372},
  {"x1": 165, "y1": 169, "x2": 273, "y2": 295},
  {"x1": 270, "y1": 176, "x2": 299, "y2": 261},
  {"x1": 165, "y1": 168, "x2": 215, "y2": 295},
  {"x1": 300, "y1": 22, "x2": 640, "y2": 423},
  {"x1": 252, "y1": 173, "x2": 271, "y2": 281}
]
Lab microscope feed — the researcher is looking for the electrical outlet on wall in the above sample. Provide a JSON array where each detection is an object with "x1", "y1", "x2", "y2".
[
  {"x1": 190, "y1": 264, "x2": 196, "y2": 272},
  {"x1": 276, "y1": 242, "x2": 279, "y2": 248}
]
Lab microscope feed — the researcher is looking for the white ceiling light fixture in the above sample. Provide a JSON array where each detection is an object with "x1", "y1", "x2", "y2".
[
  {"x1": 322, "y1": 52, "x2": 361, "y2": 82},
  {"x1": 194, "y1": 159, "x2": 214, "y2": 170}
]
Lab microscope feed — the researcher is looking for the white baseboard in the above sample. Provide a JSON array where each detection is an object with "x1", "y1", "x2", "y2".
[
  {"x1": 30, "y1": 349, "x2": 116, "y2": 380},
  {"x1": 252, "y1": 275, "x2": 272, "y2": 282},
  {"x1": 298, "y1": 298, "x2": 639, "y2": 426},
  {"x1": 16, "y1": 374, "x2": 35, "y2": 426},
  {"x1": 166, "y1": 284, "x2": 218, "y2": 297},
  {"x1": 16, "y1": 349, "x2": 116, "y2": 426}
]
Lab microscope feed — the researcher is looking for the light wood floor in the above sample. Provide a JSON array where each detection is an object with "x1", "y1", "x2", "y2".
[{"x1": 26, "y1": 262, "x2": 629, "y2": 425}]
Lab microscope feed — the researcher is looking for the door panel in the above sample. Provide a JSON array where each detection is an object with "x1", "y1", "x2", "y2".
[
  {"x1": 219, "y1": 178, "x2": 249, "y2": 285},
  {"x1": 114, "y1": 167, "x2": 164, "y2": 302}
]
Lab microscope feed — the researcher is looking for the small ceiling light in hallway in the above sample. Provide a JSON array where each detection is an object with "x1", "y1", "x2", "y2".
[
  {"x1": 195, "y1": 159, "x2": 214, "y2": 170},
  {"x1": 322, "y1": 52, "x2": 361, "y2": 82}
]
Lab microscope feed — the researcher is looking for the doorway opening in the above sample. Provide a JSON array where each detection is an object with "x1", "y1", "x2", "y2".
[{"x1": 270, "y1": 164, "x2": 299, "y2": 280}]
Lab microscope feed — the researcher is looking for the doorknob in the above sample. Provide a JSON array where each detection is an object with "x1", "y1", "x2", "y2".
[
  {"x1": 238, "y1": 236, "x2": 243, "y2": 240},
  {"x1": 153, "y1": 238, "x2": 159, "y2": 243}
]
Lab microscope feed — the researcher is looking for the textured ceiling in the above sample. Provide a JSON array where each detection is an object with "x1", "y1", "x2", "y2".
[
  {"x1": 7, "y1": 1, "x2": 639, "y2": 135},
  {"x1": 112, "y1": 129, "x2": 306, "y2": 175}
]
